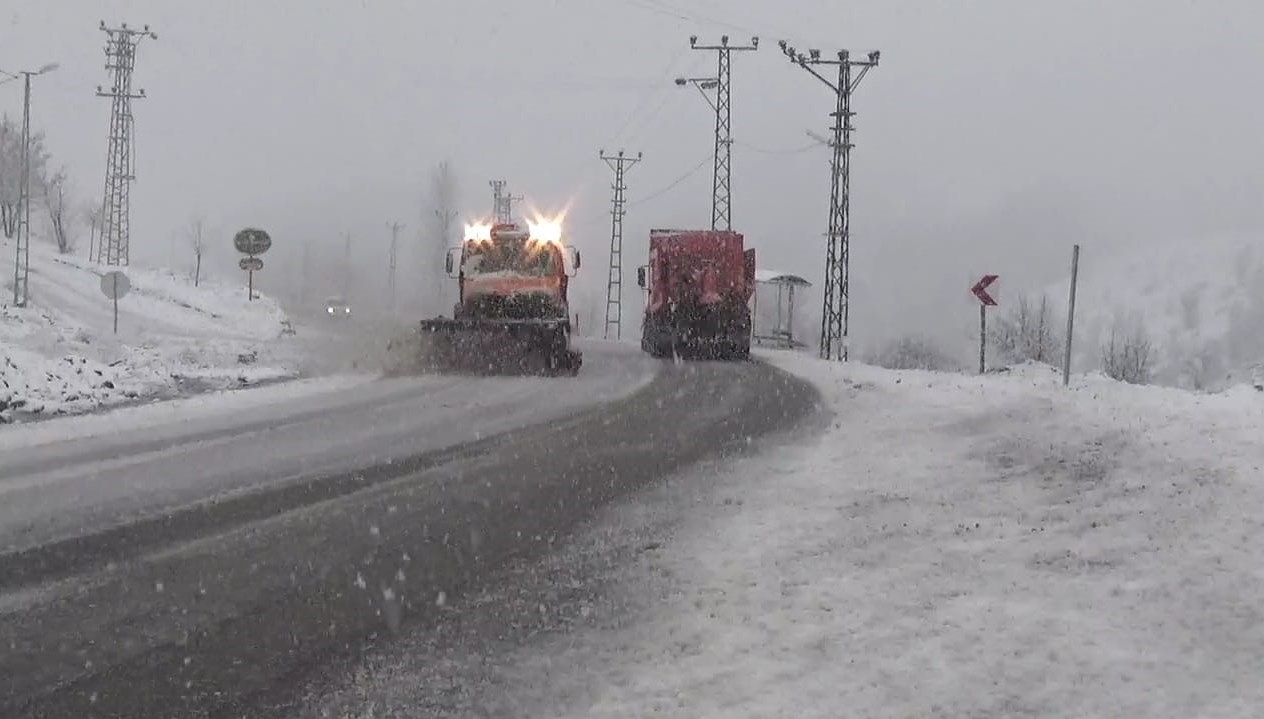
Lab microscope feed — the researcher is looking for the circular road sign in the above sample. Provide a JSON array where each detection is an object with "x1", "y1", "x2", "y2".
[
  {"x1": 233, "y1": 228, "x2": 272, "y2": 255},
  {"x1": 99, "y1": 270, "x2": 131, "y2": 300}
]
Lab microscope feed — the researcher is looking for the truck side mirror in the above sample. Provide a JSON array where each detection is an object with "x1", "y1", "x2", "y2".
[
  {"x1": 566, "y1": 246, "x2": 580, "y2": 276},
  {"x1": 445, "y1": 247, "x2": 458, "y2": 277},
  {"x1": 636, "y1": 266, "x2": 646, "y2": 288}
]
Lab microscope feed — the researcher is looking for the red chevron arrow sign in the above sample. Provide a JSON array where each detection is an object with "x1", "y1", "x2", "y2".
[{"x1": 971, "y1": 274, "x2": 999, "y2": 306}]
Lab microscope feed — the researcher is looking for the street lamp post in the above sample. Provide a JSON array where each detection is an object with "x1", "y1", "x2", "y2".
[{"x1": 3, "y1": 62, "x2": 58, "y2": 307}]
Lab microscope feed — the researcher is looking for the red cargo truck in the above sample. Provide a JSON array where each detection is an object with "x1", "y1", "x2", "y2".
[{"x1": 636, "y1": 229, "x2": 756, "y2": 359}]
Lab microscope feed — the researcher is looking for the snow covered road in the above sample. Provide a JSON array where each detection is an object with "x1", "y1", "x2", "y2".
[
  {"x1": 1, "y1": 344, "x2": 819, "y2": 716},
  {"x1": 301, "y1": 355, "x2": 1264, "y2": 718},
  {"x1": 0, "y1": 341, "x2": 656, "y2": 559}
]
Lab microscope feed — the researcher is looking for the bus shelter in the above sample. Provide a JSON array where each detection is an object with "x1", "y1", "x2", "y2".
[{"x1": 751, "y1": 270, "x2": 812, "y2": 349}]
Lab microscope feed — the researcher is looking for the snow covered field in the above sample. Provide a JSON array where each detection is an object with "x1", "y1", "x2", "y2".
[
  {"x1": 1, "y1": 243, "x2": 301, "y2": 422},
  {"x1": 306, "y1": 352, "x2": 1264, "y2": 718}
]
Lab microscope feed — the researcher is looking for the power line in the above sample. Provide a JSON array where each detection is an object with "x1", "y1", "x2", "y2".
[
  {"x1": 628, "y1": 152, "x2": 713, "y2": 208},
  {"x1": 779, "y1": 40, "x2": 881, "y2": 362},
  {"x1": 734, "y1": 139, "x2": 821, "y2": 155},
  {"x1": 607, "y1": 43, "x2": 691, "y2": 145}
]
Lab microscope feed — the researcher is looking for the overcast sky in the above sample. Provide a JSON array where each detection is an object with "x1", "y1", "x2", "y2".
[{"x1": 5, "y1": 0, "x2": 1263, "y2": 353}]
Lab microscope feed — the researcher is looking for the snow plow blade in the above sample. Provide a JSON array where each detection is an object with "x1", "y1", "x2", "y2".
[{"x1": 416, "y1": 318, "x2": 582, "y2": 376}]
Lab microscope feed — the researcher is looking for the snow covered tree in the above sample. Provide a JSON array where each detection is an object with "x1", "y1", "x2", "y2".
[
  {"x1": 0, "y1": 116, "x2": 51, "y2": 240},
  {"x1": 82, "y1": 202, "x2": 103, "y2": 259},
  {"x1": 42, "y1": 168, "x2": 73, "y2": 254},
  {"x1": 868, "y1": 336, "x2": 959, "y2": 371},
  {"x1": 990, "y1": 294, "x2": 1062, "y2": 366},
  {"x1": 188, "y1": 215, "x2": 206, "y2": 286},
  {"x1": 1101, "y1": 320, "x2": 1154, "y2": 384}
]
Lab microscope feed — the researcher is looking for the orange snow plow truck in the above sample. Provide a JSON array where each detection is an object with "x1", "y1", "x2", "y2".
[
  {"x1": 419, "y1": 219, "x2": 582, "y2": 376},
  {"x1": 636, "y1": 229, "x2": 755, "y2": 360}
]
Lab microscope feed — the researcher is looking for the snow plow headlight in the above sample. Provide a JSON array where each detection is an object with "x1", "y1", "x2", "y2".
[{"x1": 464, "y1": 222, "x2": 493, "y2": 242}]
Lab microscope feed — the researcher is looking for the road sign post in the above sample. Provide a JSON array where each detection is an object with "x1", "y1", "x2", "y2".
[
  {"x1": 233, "y1": 229, "x2": 271, "y2": 302},
  {"x1": 971, "y1": 274, "x2": 999, "y2": 374},
  {"x1": 100, "y1": 270, "x2": 130, "y2": 334},
  {"x1": 1062, "y1": 245, "x2": 1080, "y2": 386}
]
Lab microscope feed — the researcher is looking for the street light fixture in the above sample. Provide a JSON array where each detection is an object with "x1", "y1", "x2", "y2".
[{"x1": 674, "y1": 76, "x2": 720, "y2": 110}]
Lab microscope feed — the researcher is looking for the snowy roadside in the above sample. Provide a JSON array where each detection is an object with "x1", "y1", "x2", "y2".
[
  {"x1": 1, "y1": 243, "x2": 303, "y2": 423},
  {"x1": 303, "y1": 353, "x2": 1264, "y2": 718}
]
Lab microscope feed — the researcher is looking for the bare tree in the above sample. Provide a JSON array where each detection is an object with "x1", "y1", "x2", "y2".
[
  {"x1": 42, "y1": 168, "x2": 73, "y2": 254},
  {"x1": 82, "y1": 202, "x2": 103, "y2": 260},
  {"x1": 188, "y1": 215, "x2": 206, "y2": 286},
  {"x1": 990, "y1": 294, "x2": 1062, "y2": 365},
  {"x1": 1101, "y1": 320, "x2": 1154, "y2": 384},
  {"x1": 0, "y1": 115, "x2": 51, "y2": 240}
]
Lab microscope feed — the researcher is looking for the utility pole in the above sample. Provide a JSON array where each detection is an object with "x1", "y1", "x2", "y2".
[
  {"x1": 600, "y1": 149, "x2": 641, "y2": 340},
  {"x1": 16, "y1": 73, "x2": 33, "y2": 307},
  {"x1": 343, "y1": 232, "x2": 352, "y2": 300},
  {"x1": 779, "y1": 41, "x2": 879, "y2": 361},
  {"x1": 4, "y1": 63, "x2": 57, "y2": 307},
  {"x1": 387, "y1": 221, "x2": 404, "y2": 311},
  {"x1": 1062, "y1": 244, "x2": 1081, "y2": 386},
  {"x1": 489, "y1": 179, "x2": 522, "y2": 223},
  {"x1": 681, "y1": 35, "x2": 758, "y2": 231},
  {"x1": 95, "y1": 21, "x2": 156, "y2": 267},
  {"x1": 300, "y1": 240, "x2": 311, "y2": 306}
]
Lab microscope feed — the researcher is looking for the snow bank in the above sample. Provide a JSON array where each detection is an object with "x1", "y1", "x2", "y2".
[
  {"x1": 1, "y1": 242, "x2": 298, "y2": 423},
  {"x1": 381, "y1": 352, "x2": 1264, "y2": 718}
]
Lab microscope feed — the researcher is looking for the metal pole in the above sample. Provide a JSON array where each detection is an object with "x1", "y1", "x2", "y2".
[
  {"x1": 979, "y1": 304, "x2": 987, "y2": 375},
  {"x1": 1062, "y1": 244, "x2": 1081, "y2": 386},
  {"x1": 14, "y1": 73, "x2": 31, "y2": 306},
  {"x1": 779, "y1": 42, "x2": 879, "y2": 361},
  {"x1": 248, "y1": 267, "x2": 254, "y2": 301},
  {"x1": 112, "y1": 274, "x2": 119, "y2": 334},
  {"x1": 601, "y1": 150, "x2": 641, "y2": 340}
]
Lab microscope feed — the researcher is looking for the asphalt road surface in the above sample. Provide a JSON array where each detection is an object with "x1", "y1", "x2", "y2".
[{"x1": 0, "y1": 344, "x2": 818, "y2": 717}]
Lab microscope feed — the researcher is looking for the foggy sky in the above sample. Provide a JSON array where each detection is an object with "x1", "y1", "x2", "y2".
[{"x1": 5, "y1": 0, "x2": 1264, "y2": 355}]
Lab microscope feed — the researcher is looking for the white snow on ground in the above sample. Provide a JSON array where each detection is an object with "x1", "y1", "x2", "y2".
[
  {"x1": 1, "y1": 242, "x2": 299, "y2": 422},
  {"x1": 324, "y1": 352, "x2": 1264, "y2": 718}
]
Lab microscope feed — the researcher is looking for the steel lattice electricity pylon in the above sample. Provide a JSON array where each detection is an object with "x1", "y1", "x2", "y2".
[
  {"x1": 683, "y1": 35, "x2": 757, "y2": 231},
  {"x1": 600, "y1": 149, "x2": 641, "y2": 340},
  {"x1": 779, "y1": 41, "x2": 879, "y2": 361},
  {"x1": 489, "y1": 179, "x2": 522, "y2": 223},
  {"x1": 95, "y1": 21, "x2": 156, "y2": 267}
]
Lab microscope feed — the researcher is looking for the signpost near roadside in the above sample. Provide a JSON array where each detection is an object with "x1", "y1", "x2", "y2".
[
  {"x1": 233, "y1": 228, "x2": 271, "y2": 301},
  {"x1": 972, "y1": 274, "x2": 999, "y2": 374},
  {"x1": 1062, "y1": 245, "x2": 1081, "y2": 387},
  {"x1": 100, "y1": 270, "x2": 130, "y2": 334}
]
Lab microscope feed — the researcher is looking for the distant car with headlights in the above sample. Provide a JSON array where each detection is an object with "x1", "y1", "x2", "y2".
[{"x1": 324, "y1": 296, "x2": 351, "y2": 318}]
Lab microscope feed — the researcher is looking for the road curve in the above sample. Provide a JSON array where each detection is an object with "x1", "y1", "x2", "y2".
[{"x1": 1, "y1": 352, "x2": 818, "y2": 717}]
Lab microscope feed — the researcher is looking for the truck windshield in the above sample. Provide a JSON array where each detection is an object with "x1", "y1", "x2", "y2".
[{"x1": 463, "y1": 240, "x2": 556, "y2": 277}]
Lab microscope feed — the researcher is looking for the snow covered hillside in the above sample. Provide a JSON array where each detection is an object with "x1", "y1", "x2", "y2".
[
  {"x1": 1057, "y1": 235, "x2": 1264, "y2": 390},
  {"x1": 1, "y1": 242, "x2": 299, "y2": 422},
  {"x1": 305, "y1": 351, "x2": 1264, "y2": 718}
]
